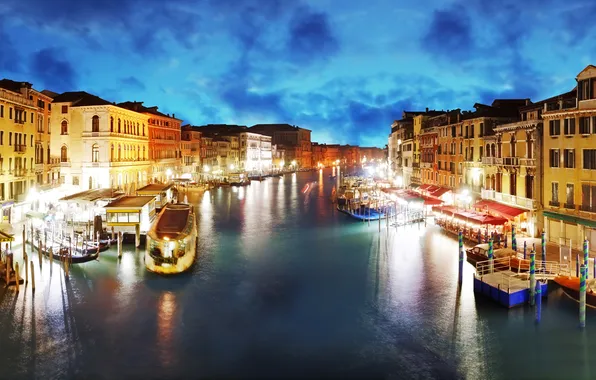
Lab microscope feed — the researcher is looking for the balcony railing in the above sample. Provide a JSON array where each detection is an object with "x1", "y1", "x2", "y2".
[
  {"x1": 481, "y1": 188, "x2": 537, "y2": 210},
  {"x1": 545, "y1": 99, "x2": 577, "y2": 112},
  {"x1": 60, "y1": 160, "x2": 71, "y2": 167},
  {"x1": 503, "y1": 157, "x2": 519, "y2": 166},
  {"x1": 580, "y1": 205, "x2": 596, "y2": 213},
  {"x1": 519, "y1": 158, "x2": 536, "y2": 167},
  {"x1": 549, "y1": 201, "x2": 560, "y2": 207},
  {"x1": 14, "y1": 144, "x2": 27, "y2": 153},
  {"x1": 14, "y1": 119, "x2": 25, "y2": 125}
]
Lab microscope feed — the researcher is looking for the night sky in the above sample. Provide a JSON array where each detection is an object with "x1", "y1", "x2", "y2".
[{"x1": 1, "y1": 0, "x2": 594, "y2": 147}]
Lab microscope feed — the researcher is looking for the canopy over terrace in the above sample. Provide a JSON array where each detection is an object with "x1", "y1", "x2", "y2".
[
  {"x1": 136, "y1": 183, "x2": 173, "y2": 208},
  {"x1": 383, "y1": 188, "x2": 442, "y2": 206},
  {"x1": 59, "y1": 188, "x2": 125, "y2": 224},
  {"x1": 432, "y1": 205, "x2": 508, "y2": 226},
  {"x1": 474, "y1": 199, "x2": 526, "y2": 220}
]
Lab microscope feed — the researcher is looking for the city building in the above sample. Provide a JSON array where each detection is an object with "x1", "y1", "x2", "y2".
[
  {"x1": 249, "y1": 124, "x2": 312, "y2": 168},
  {"x1": 118, "y1": 101, "x2": 182, "y2": 182},
  {"x1": 49, "y1": 91, "x2": 150, "y2": 194},
  {"x1": 180, "y1": 125, "x2": 201, "y2": 181},
  {"x1": 542, "y1": 65, "x2": 596, "y2": 249}
]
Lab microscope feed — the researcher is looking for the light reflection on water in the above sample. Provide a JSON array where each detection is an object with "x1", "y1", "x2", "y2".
[{"x1": 0, "y1": 170, "x2": 595, "y2": 379}]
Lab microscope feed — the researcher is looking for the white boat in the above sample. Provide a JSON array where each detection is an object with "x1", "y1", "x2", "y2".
[{"x1": 145, "y1": 203, "x2": 197, "y2": 274}]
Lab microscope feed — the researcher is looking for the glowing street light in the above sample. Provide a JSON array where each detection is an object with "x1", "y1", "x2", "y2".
[
  {"x1": 204, "y1": 165, "x2": 210, "y2": 173},
  {"x1": 229, "y1": 164, "x2": 235, "y2": 171},
  {"x1": 291, "y1": 160, "x2": 297, "y2": 167},
  {"x1": 166, "y1": 168, "x2": 173, "y2": 178}
]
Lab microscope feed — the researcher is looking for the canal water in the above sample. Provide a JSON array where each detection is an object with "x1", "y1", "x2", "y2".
[{"x1": 0, "y1": 170, "x2": 594, "y2": 379}]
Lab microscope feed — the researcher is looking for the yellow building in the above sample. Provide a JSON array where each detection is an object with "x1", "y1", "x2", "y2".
[
  {"x1": 49, "y1": 91, "x2": 150, "y2": 194},
  {"x1": 542, "y1": 65, "x2": 596, "y2": 250}
]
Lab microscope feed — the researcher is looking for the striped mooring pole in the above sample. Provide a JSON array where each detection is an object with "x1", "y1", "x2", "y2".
[
  {"x1": 541, "y1": 231, "x2": 546, "y2": 272},
  {"x1": 577, "y1": 253, "x2": 580, "y2": 278},
  {"x1": 530, "y1": 249, "x2": 536, "y2": 306},
  {"x1": 535, "y1": 280, "x2": 542, "y2": 324},
  {"x1": 584, "y1": 238, "x2": 589, "y2": 281},
  {"x1": 580, "y1": 264, "x2": 587, "y2": 329},
  {"x1": 523, "y1": 240, "x2": 527, "y2": 260},
  {"x1": 511, "y1": 224, "x2": 517, "y2": 252},
  {"x1": 458, "y1": 230, "x2": 464, "y2": 284},
  {"x1": 488, "y1": 238, "x2": 494, "y2": 274}
]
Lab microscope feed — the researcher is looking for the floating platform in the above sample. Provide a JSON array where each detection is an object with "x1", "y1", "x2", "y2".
[
  {"x1": 337, "y1": 207, "x2": 386, "y2": 221},
  {"x1": 473, "y1": 270, "x2": 548, "y2": 308}
]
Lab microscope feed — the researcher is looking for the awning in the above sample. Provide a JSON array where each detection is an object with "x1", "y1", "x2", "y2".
[
  {"x1": 543, "y1": 210, "x2": 596, "y2": 229},
  {"x1": 410, "y1": 183, "x2": 420, "y2": 189},
  {"x1": 419, "y1": 184, "x2": 432, "y2": 191},
  {"x1": 474, "y1": 200, "x2": 526, "y2": 220},
  {"x1": 429, "y1": 186, "x2": 451, "y2": 197},
  {"x1": 432, "y1": 206, "x2": 507, "y2": 225},
  {"x1": 0, "y1": 230, "x2": 14, "y2": 242}
]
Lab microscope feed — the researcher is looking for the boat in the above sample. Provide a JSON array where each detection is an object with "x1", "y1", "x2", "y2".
[
  {"x1": 554, "y1": 275, "x2": 596, "y2": 308},
  {"x1": 229, "y1": 174, "x2": 250, "y2": 186},
  {"x1": 32, "y1": 239, "x2": 100, "y2": 263},
  {"x1": 337, "y1": 206, "x2": 386, "y2": 221},
  {"x1": 465, "y1": 244, "x2": 516, "y2": 266},
  {"x1": 249, "y1": 175, "x2": 264, "y2": 181},
  {"x1": 145, "y1": 203, "x2": 197, "y2": 274}
]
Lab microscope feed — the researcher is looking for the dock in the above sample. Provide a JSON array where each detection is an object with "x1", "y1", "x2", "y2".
[{"x1": 473, "y1": 256, "x2": 569, "y2": 308}]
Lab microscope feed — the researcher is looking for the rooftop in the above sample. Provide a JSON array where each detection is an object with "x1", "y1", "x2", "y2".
[
  {"x1": 0, "y1": 79, "x2": 31, "y2": 93},
  {"x1": 118, "y1": 101, "x2": 181, "y2": 120},
  {"x1": 51, "y1": 91, "x2": 113, "y2": 107},
  {"x1": 105, "y1": 196, "x2": 155, "y2": 208},
  {"x1": 60, "y1": 188, "x2": 124, "y2": 203},
  {"x1": 137, "y1": 183, "x2": 173, "y2": 193}
]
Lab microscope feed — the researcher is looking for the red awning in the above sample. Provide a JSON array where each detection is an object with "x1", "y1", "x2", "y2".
[
  {"x1": 474, "y1": 199, "x2": 527, "y2": 220},
  {"x1": 430, "y1": 186, "x2": 451, "y2": 197},
  {"x1": 419, "y1": 184, "x2": 432, "y2": 191}
]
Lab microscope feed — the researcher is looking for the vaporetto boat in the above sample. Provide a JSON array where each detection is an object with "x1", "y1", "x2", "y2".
[{"x1": 145, "y1": 203, "x2": 197, "y2": 274}]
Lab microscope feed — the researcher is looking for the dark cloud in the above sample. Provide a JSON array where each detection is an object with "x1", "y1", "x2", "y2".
[
  {"x1": 0, "y1": 17, "x2": 21, "y2": 73},
  {"x1": 120, "y1": 76, "x2": 146, "y2": 91},
  {"x1": 421, "y1": 6, "x2": 473, "y2": 60},
  {"x1": 29, "y1": 48, "x2": 77, "y2": 92},
  {"x1": 286, "y1": 6, "x2": 340, "y2": 64}
]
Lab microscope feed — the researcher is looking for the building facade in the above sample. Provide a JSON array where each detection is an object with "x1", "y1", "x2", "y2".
[
  {"x1": 50, "y1": 92, "x2": 150, "y2": 194},
  {"x1": 542, "y1": 65, "x2": 596, "y2": 249}
]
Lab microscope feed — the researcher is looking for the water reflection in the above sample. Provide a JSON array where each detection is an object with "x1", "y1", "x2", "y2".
[{"x1": 157, "y1": 291, "x2": 177, "y2": 368}]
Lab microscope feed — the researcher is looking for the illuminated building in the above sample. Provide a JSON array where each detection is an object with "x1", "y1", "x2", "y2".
[
  {"x1": 117, "y1": 101, "x2": 182, "y2": 183},
  {"x1": 180, "y1": 126, "x2": 201, "y2": 181},
  {"x1": 542, "y1": 65, "x2": 596, "y2": 248},
  {"x1": 49, "y1": 91, "x2": 150, "y2": 193},
  {"x1": 249, "y1": 124, "x2": 312, "y2": 168}
]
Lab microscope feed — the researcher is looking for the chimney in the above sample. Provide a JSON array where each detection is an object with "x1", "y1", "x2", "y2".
[
  {"x1": 173, "y1": 113, "x2": 175, "y2": 118},
  {"x1": 426, "y1": 107, "x2": 429, "y2": 112}
]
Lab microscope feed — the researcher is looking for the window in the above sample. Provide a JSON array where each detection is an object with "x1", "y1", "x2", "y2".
[
  {"x1": 118, "y1": 119, "x2": 121, "y2": 133},
  {"x1": 61, "y1": 105, "x2": 68, "y2": 113},
  {"x1": 110, "y1": 144, "x2": 114, "y2": 161},
  {"x1": 61, "y1": 120, "x2": 68, "y2": 135},
  {"x1": 73, "y1": 176, "x2": 79, "y2": 186},
  {"x1": 9, "y1": 132, "x2": 12, "y2": 146},
  {"x1": 564, "y1": 118, "x2": 576, "y2": 135},
  {"x1": 580, "y1": 117, "x2": 591, "y2": 134},
  {"x1": 30, "y1": 112, "x2": 33, "y2": 123},
  {"x1": 549, "y1": 149, "x2": 560, "y2": 168},
  {"x1": 30, "y1": 135, "x2": 33, "y2": 147},
  {"x1": 92, "y1": 115, "x2": 100, "y2": 132},
  {"x1": 0, "y1": 131, "x2": 3, "y2": 145},
  {"x1": 581, "y1": 183, "x2": 596, "y2": 212},
  {"x1": 91, "y1": 144, "x2": 100, "y2": 162},
  {"x1": 110, "y1": 117, "x2": 114, "y2": 132},
  {"x1": 563, "y1": 149, "x2": 575, "y2": 168},
  {"x1": 0, "y1": 105, "x2": 3, "y2": 117},
  {"x1": 584, "y1": 149, "x2": 596, "y2": 170},
  {"x1": 60, "y1": 146, "x2": 68, "y2": 162},
  {"x1": 552, "y1": 182, "x2": 559, "y2": 204},
  {"x1": 549, "y1": 119, "x2": 561, "y2": 136},
  {"x1": 566, "y1": 183, "x2": 575, "y2": 207},
  {"x1": 470, "y1": 125, "x2": 475, "y2": 138}
]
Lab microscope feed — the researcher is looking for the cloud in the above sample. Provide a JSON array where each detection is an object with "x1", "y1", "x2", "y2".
[
  {"x1": 0, "y1": 17, "x2": 21, "y2": 73},
  {"x1": 120, "y1": 76, "x2": 146, "y2": 91},
  {"x1": 421, "y1": 6, "x2": 473, "y2": 61},
  {"x1": 29, "y1": 48, "x2": 77, "y2": 92},
  {"x1": 286, "y1": 6, "x2": 340, "y2": 64}
]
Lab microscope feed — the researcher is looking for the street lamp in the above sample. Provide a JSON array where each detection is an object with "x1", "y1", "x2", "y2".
[{"x1": 229, "y1": 164, "x2": 235, "y2": 171}]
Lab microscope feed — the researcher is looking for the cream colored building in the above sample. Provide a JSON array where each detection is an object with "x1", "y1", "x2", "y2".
[
  {"x1": 50, "y1": 91, "x2": 150, "y2": 194},
  {"x1": 542, "y1": 65, "x2": 596, "y2": 250}
]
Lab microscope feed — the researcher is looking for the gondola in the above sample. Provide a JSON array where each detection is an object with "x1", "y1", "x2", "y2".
[
  {"x1": 32, "y1": 240, "x2": 100, "y2": 264},
  {"x1": 554, "y1": 275, "x2": 596, "y2": 308}
]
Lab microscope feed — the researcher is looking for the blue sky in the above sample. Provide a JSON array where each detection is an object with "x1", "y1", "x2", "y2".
[{"x1": 1, "y1": 0, "x2": 595, "y2": 147}]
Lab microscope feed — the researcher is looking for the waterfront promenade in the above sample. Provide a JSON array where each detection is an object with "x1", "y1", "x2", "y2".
[{"x1": 0, "y1": 170, "x2": 595, "y2": 380}]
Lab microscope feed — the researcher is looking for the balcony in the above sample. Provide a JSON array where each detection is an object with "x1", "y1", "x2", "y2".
[
  {"x1": 421, "y1": 162, "x2": 432, "y2": 169},
  {"x1": 519, "y1": 158, "x2": 536, "y2": 167},
  {"x1": 503, "y1": 157, "x2": 519, "y2": 166},
  {"x1": 564, "y1": 203, "x2": 576, "y2": 210},
  {"x1": 481, "y1": 188, "x2": 537, "y2": 210},
  {"x1": 549, "y1": 201, "x2": 560, "y2": 207},
  {"x1": 14, "y1": 119, "x2": 25, "y2": 125},
  {"x1": 481, "y1": 157, "x2": 503, "y2": 165},
  {"x1": 580, "y1": 205, "x2": 596, "y2": 213},
  {"x1": 35, "y1": 163, "x2": 44, "y2": 172},
  {"x1": 545, "y1": 99, "x2": 577, "y2": 112},
  {"x1": 14, "y1": 144, "x2": 27, "y2": 153},
  {"x1": 60, "y1": 161, "x2": 71, "y2": 167}
]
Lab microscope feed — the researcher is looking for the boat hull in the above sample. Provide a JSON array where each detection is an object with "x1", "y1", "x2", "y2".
[
  {"x1": 145, "y1": 248, "x2": 196, "y2": 274},
  {"x1": 554, "y1": 276, "x2": 596, "y2": 308}
]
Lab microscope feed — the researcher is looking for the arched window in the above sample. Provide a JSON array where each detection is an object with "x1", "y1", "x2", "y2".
[
  {"x1": 92, "y1": 144, "x2": 99, "y2": 162},
  {"x1": 118, "y1": 119, "x2": 121, "y2": 133},
  {"x1": 143, "y1": 146, "x2": 146, "y2": 160},
  {"x1": 61, "y1": 120, "x2": 68, "y2": 135},
  {"x1": 60, "y1": 146, "x2": 68, "y2": 162},
  {"x1": 137, "y1": 146, "x2": 140, "y2": 159},
  {"x1": 110, "y1": 117, "x2": 114, "y2": 132},
  {"x1": 118, "y1": 144, "x2": 121, "y2": 161},
  {"x1": 110, "y1": 144, "x2": 114, "y2": 161},
  {"x1": 142, "y1": 124, "x2": 145, "y2": 136},
  {"x1": 92, "y1": 115, "x2": 100, "y2": 132},
  {"x1": 136, "y1": 123, "x2": 140, "y2": 135}
]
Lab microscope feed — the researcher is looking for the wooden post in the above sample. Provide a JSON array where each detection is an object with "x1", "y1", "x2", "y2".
[
  {"x1": 24, "y1": 253, "x2": 28, "y2": 283},
  {"x1": 118, "y1": 232, "x2": 123, "y2": 258},
  {"x1": 22, "y1": 227, "x2": 26, "y2": 257},
  {"x1": 96, "y1": 231, "x2": 100, "y2": 244},
  {"x1": 37, "y1": 236, "x2": 42, "y2": 268},
  {"x1": 135, "y1": 225, "x2": 140, "y2": 248},
  {"x1": 5, "y1": 254, "x2": 10, "y2": 285},
  {"x1": 30, "y1": 261, "x2": 35, "y2": 292},
  {"x1": 64, "y1": 253, "x2": 69, "y2": 279},
  {"x1": 49, "y1": 247, "x2": 53, "y2": 265},
  {"x1": 14, "y1": 263, "x2": 19, "y2": 292}
]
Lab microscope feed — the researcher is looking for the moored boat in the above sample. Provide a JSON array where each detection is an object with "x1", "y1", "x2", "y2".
[
  {"x1": 554, "y1": 275, "x2": 596, "y2": 308},
  {"x1": 466, "y1": 244, "x2": 516, "y2": 266},
  {"x1": 145, "y1": 203, "x2": 197, "y2": 275}
]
